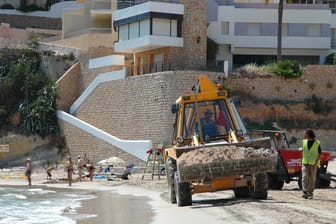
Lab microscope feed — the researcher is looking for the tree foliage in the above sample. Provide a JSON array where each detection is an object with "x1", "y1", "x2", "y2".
[{"x1": 0, "y1": 47, "x2": 59, "y2": 139}]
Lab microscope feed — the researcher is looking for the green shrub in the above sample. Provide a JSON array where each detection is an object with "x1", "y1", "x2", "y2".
[
  {"x1": 274, "y1": 59, "x2": 303, "y2": 78},
  {"x1": 18, "y1": 4, "x2": 45, "y2": 12},
  {"x1": 324, "y1": 52, "x2": 336, "y2": 65},
  {"x1": 0, "y1": 4, "x2": 15, "y2": 9}
]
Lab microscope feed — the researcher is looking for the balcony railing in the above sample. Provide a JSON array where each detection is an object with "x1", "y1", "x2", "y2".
[
  {"x1": 91, "y1": 0, "x2": 112, "y2": 10},
  {"x1": 63, "y1": 28, "x2": 112, "y2": 39},
  {"x1": 116, "y1": 0, "x2": 181, "y2": 10},
  {"x1": 132, "y1": 61, "x2": 224, "y2": 76}
]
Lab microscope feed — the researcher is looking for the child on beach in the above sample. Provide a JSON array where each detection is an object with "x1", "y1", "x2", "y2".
[
  {"x1": 25, "y1": 158, "x2": 32, "y2": 187},
  {"x1": 46, "y1": 166, "x2": 54, "y2": 180}
]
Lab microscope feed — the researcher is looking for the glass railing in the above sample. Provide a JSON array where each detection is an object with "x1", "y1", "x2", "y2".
[
  {"x1": 91, "y1": 0, "x2": 112, "y2": 10},
  {"x1": 131, "y1": 61, "x2": 224, "y2": 76},
  {"x1": 116, "y1": 0, "x2": 181, "y2": 10}
]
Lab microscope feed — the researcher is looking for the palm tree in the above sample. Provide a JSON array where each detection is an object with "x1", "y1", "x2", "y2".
[{"x1": 277, "y1": 0, "x2": 284, "y2": 61}]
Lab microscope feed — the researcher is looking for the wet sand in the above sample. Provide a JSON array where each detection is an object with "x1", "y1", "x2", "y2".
[
  {"x1": 76, "y1": 189, "x2": 154, "y2": 224},
  {"x1": 0, "y1": 170, "x2": 166, "y2": 224}
]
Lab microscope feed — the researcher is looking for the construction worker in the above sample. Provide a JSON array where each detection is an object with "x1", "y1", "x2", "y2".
[{"x1": 301, "y1": 129, "x2": 321, "y2": 199}]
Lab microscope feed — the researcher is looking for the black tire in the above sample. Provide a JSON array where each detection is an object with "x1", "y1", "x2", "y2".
[
  {"x1": 174, "y1": 172, "x2": 192, "y2": 207},
  {"x1": 319, "y1": 178, "x2": 331, "y2": 188},
  {"x1": 233, "y1": 187, "x2": 250, "y2": 198},
  {"x1": 253, "y1": 173, "x2": 268, "y2": 199},
  {"x1": 268, "y1": 175, "x2": 284, "y2": 190},
  {"x1": 165, "y1": 158, "x2": 176, "y2": 204}
]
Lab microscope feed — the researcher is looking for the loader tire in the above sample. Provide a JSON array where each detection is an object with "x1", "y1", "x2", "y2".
[
  {"x1": 233, "y1": 187, "x2": 250, "y2": 199},
  {"x1": 165, "y1": 158, "x2": 177, "y2": 204},
  {"x1": 253, "y1": 173, "x2": 268, "y2": 199},
  {"x1": 174, "y1": 172, "x2": 192, "y2": 207},
  {"x1": 268, "y1": 175, "x2": 284, "y2": 190}
]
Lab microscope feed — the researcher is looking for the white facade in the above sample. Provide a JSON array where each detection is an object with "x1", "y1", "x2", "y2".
[
  {"x1": 208, "y1": 2, "x2": 336, "y2": 69},
  {"x1": 113, "y1": 1, "x2": 184, "y2": 53}
]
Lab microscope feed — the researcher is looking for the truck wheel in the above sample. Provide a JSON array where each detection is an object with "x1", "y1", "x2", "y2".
[
  {"x1": 174, "y1": 172, "x2": 192, "y2": 207},
  {"x1": 319, "y1": 178, "x2": 331, "y2": 188},
  {"x1": 253, "y1": 173, "x2": 268, "y2": 199},
  {"x1": 166, "y1": 158, "x2": 176, "y2": 204},
  {"x1": 233, "y1": 187, "x2": 249, "y2": 198},
  {"x1": 268, "y1": 175, "x2": 284, "y2": 190}
]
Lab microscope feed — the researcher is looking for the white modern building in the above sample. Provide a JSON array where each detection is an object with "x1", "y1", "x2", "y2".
[
  {"x1": 60, "y1": 0, "x2": 336, "y2": 71},
  {"x1": 207, "y1": 0, "x2": 336, "y2": 70}
]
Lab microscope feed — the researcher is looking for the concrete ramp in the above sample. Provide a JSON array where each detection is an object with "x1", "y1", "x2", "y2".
[{"x1": 57, "y1": 111, "x2": 152, "y2": 161}]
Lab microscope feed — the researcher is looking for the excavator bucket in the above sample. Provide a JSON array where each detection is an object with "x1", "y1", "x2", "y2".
[{"x1": 176, "y1": 137, "x2": 278, "y2": 182}]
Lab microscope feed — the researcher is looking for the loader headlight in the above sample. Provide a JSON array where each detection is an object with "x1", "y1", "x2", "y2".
[{"x1": 177, "y1": 137, "x2": 184, "y2": 144}]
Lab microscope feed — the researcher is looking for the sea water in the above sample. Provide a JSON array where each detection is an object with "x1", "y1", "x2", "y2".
[{"x1": 0, "y1": 187, "x2": 96, "y2": 224}]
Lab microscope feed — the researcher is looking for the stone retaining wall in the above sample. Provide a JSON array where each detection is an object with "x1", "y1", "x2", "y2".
[
  {"x1": 62, "y1": 65, "x2": 336, "y2": 164},
  {"x1": 0, "y1": 14, "x2": 61, "y2": 29},
  {"x1": 229, "y1": 65, "x2": 336, "y2": 101}
]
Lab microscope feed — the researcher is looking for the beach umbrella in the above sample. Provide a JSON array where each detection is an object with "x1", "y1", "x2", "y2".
[
  {"x1": 106, "y1": 156, "x2": 125, "y2": 165},
  {"x1": 97, "y1": 159, "x2": 109, "y2": 166}
]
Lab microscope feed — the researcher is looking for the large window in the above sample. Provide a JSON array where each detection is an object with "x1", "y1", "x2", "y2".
[
  {"x1": 307, "y1": 24, "x2": 321, "y2": 37},
  {"x1": 221, "y1": 22, "x2": 229, "y2": 35},
  {"x1": 247, "y1": 23, "x2": 261, "y2": 36},
  {"x1": 140, "y1": 19, "x2": 150, "y2": 37},
  {"x1": 119, "y1": 25, "x2": 128, "y2": 41},
  {"x1": 129, "y1": 22, "x2": 139, "y2": 39},
  {"x1": 116, "y1": 14, "x2": 181, "y2": 41},
  {"x1": 153, "y1": 18, "x2": 175, "y2": 36}
]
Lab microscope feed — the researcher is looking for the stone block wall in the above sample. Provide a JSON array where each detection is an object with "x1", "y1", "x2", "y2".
[
  {"x1": 229, "y1": 65, "x2": 336, "y2": 101},
  {"x1": 58, "y1": 119, "x2": 144, "y2": 166},
  {"x1": 0, "y1": 14, "x2": 61, "y2": 30},
  {"x1": 180, "y1": 0, "x2": 207, "y2": 69},
  {"x1": 66, "y1": 71, "x2": 221, "y2": 160},
  {"x1": 56, "y1": 62, "x2": 81, "y2": 112},
  {"x1": 60, "y1": 65, "x2": 336, "y2": 164}
]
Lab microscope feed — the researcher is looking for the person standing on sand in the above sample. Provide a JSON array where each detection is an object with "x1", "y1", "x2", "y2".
[
  {"x1": 77, "y1": 155, "x2": 84, "y2": 182},
  {"x1": 25, "y1": 158, "x2": 32, "y2": 187},
  {"x1": 66, "y1": 157, "x2": 74, "y2": 186},
  {"x1": 302, "y1": 129, "x2": 321, "y2": 199}
]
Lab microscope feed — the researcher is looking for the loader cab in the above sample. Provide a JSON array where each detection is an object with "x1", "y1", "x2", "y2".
[{"x1": 172, "y1": 98, "x2": 248, "y2": 145}]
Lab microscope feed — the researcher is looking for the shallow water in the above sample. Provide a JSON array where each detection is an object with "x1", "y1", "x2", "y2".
[
  {"x1": 0, "y1": 187, "x2": 95, "y2": 224},
  {"x1": 0, "y1": 186, "x2": 155, "y2": 224}
]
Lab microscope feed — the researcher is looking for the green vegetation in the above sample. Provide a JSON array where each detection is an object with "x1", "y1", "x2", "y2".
[
  {"x1": 234, "y1": 59, "x2": 303, "y2": 78},
  {"x1": 0, "y1": 41, "x2": 60, "y2": 139},
  {"x1": 324, "y1": 52, "x2": 336, "y2": 65},
  {"x1": 0, "y1": 4, "x2": 15, "y2": 9},
  {"x1": 272, "y1": 59, "x2": 303, "y2": 78}
]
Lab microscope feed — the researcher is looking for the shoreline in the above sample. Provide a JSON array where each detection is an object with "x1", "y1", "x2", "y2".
[{"x1": 0, "y1": 172, "x2": 167, "y2": 224}]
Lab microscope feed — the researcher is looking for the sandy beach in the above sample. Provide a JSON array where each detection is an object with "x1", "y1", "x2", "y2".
[
  {"x1": 0, "y1": 165, "x2": 169, "y2": 224},
  {"x1": 1, "y1": 161, "x2": 336, "y2": 224}
]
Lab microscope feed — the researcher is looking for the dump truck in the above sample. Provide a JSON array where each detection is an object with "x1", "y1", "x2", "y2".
[
  {"x1": 164, "y1": 75, "x2": 278, "y2": 207},
  {"x1": 254, "y1": 130, "x2": 336, "y2": 189}
]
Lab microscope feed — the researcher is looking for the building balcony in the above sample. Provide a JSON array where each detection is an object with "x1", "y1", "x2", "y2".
[
  {"x1": 114, "y1": 35, "x2": 183, "y2": 53},
  {"x1": 90, "y1": 0, "x2": 112, "y2": 15},
  {"x1": 230, "y1": 36, "x2": 330, "y2": 50},
  {"x1": 113, "y1": 1, "x2": 184, "y2": 53}
]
